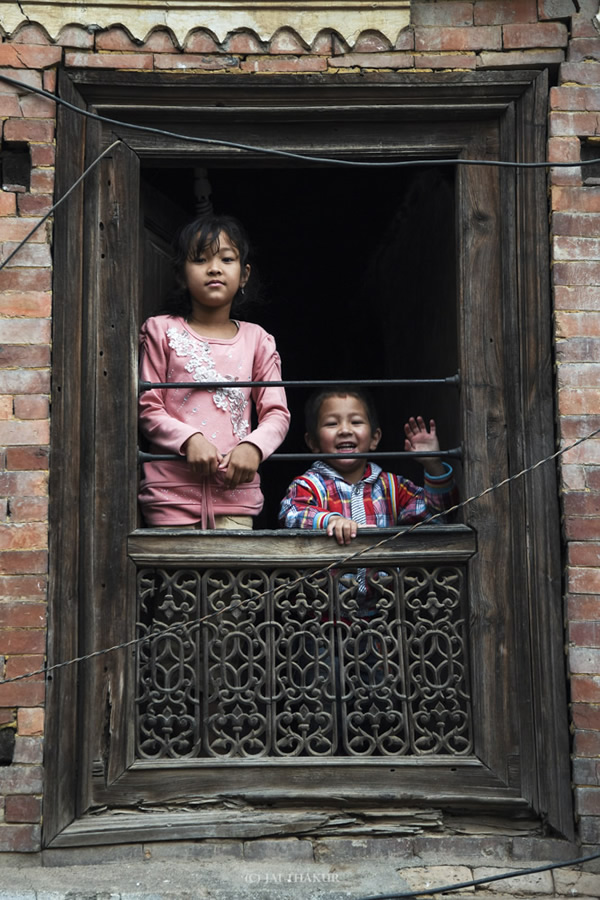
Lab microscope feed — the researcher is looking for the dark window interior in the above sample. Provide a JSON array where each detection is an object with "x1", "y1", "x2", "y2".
[{"x1": 140, "y1": 164, "x2": 459, "y2": 528}]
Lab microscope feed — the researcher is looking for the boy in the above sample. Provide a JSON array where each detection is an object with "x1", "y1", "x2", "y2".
[{"x1": 279, "y1": 387, "x2": 458, "y2": 545}]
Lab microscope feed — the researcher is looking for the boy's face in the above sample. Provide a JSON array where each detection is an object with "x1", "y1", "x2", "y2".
[{"x1": 306, "y1": 394, "x2": 381, "y2": 483}]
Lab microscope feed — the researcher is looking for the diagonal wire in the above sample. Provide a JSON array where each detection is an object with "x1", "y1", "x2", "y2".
[
  {"x1": 0, "y1": 139, "x2": 122, "y2": 272},
  {"x1": 3, "y1": 423, "x2": 599, "y2": 687}
]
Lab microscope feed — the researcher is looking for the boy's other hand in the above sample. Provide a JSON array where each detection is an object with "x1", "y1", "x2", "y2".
[
  {"x1": 183, "y1": 432, "x2": 223, "y2": 477},
  {"x1": 327, "y1": 516, "x2": 358, "y2": 546},
  {"x1": 219, "y1": 441, "x2": 262, "y2": 489}
]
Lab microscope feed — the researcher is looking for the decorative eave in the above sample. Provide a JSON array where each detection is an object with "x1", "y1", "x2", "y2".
[{"x1": 1, "y1": 0, "x2": 411, "y2": 47}]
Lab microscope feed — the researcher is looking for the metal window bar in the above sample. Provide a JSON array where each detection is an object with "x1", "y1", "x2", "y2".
[{"x1": 138, "y1": 375, "x2": 462, "y2": 463}]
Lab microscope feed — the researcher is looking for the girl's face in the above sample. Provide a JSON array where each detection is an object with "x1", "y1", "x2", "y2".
[{"x1": 184, "y1": 230, "x2": 250, "y2": 317}]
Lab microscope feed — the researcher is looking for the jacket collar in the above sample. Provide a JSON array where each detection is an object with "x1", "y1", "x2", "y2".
[{"x1": 311, "y1": 459, "x2": 382, "y2": 484}]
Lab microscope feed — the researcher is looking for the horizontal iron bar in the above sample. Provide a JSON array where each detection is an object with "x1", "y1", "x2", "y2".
[
  {"x1": 139, "y1": 375, "x2": 460, "y2": 391},
  {"x1": 138, "y1": 447, "x2": 463, "y2": 463}
]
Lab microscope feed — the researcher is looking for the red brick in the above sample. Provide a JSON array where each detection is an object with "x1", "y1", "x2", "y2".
[
  {"x1": 570, "y1": 620, "x2": 600, "y2": 647},
  {"x1": 560, "y1": 61, "x2": 600, "y2": 86},
  {"x1": 571, "y1": 675, "x2": 600, "y2": 702},
  {"x1": 0, "y1": 370, "x2": 50, "y2": 394},
  {"x1": 569, "y1": 542, "x2": 600, "y2": 567},
  {"x1": 556, "y1": 312, "x2": 600, "y2": 338},
  {"x1": 416, "y1": 53, "x2": 477, "y2": 69},
  {"x1": 311, "y1": 33, "x2": 334, "y2": 55},
  {"x1": 96, "y1": 27, "x2": 146, "y2": 51},
  {"x1": 551, "y1": 111, "x2": 600, "y2": 137},
  {"x1": 17, "y1": 195, "x2": 53, "y2": 217},
  {"x1": 5, "y1": 655, "x2": 45, "y2": 681},
  {"x1": 64, "y1": 51, "x2": 154, "y2": 69},
  {"x1": 0, "y1": 576, "x2": 47, "y2": 600},
  {"x1": 548, "y1": 137, "x2": 580, "y2": 165},
  {"x1": 4, "y1": 794, "x2": 41, "y2": 824},
  {"x1": 0, "y1": 823, "x2": 40, "y2": 852},
  {"x1": 559, "y1": 389, "x2": 600, "y2": 415},
  {"x1": 0, "y1": 70, "x2": 43, "y2": 93},
  {"x1": 0, "y1": 603, "x2": 46, "y2": 630},
  {"x1": 29, "y1": 170, "x2": 54, "y2": 195},
  {"x1": 0, "y1": 471, "x2": 48, "y2": 494},
  {"x1": 2, "y1": 119, "x2": 54, "y2": 144},
  {"x1": 0, "y1": 681, "x2": 45, "y2": 707},
  {"x1": 555, "y1": 285, "x2": 600, "y2": 310},
  {"x1": 0, "y1": 421, "x2": 49, "y2": 446},
  {"x1": 12, "y1": 24, "x2": 50, "y2": 45},
  {"x1": 412, "y1": 2, "x2": 473, "y2": 26},
  {"x1": 552, "y1": 187, "x2": 600, "y2": 214},
  {"x1": 576, "y1": 786, "x2": 600, "y2": 815},
  {"x1": 474, "y1": 0, "x2": 538, "y2": 25},
  {"x1": 569, "y1": 567, "x2": 600, "y2": 594},
  {"x1": 0, "y1": 219, "x2": 47, "y2": 243},
  {"x1": 566, "y1": 517, "x2": 600, "y2": 540},
  {"x1": 5, "y1": 447, "x2": 49, "y2": 471},
  {"x1": 17, "y1": 707, "x2": 43, "y2": 735},
  {"x1": 0, "y1": 318, "x2": 51, "y2": 343},
  {"x1": 572, "y1": 703, "x2": 600, "y2": 730},
  {"x1": 553, "y1": 236, "x2": 600, "y2": 260},
  {"x1": 0, "y1": 269, "x2": 52, "y2": 294},
  {"x1": 155, "y1": 54, "x2": 239, "y2": 70},
  {"x1": 394, "y1": 29, "x2": 414, "y2": 51},
  {"x1": 43, "y1": 70, "x2": 56, "y2": 93},
  {"x1": 482, "y1": 47, "x2": 566, "y2": 67},
  {"x1": 13, "y1": 396, "x2": 49, "y2": 420},
  {"x1": 558, "y1": 364, "x2": 600, "y2": 388},
  {"x1": 9, "y1": 498, "x2": 48, "y2": 523},
  {"x1": 0, "y1": 193, "x2": 17, "y2": 217},
  {"x1": 225, "y1": 32, "x2": 264, "y2": 54},
  {"x1": 29, "y1": 144, "x2": 55, "y2": 167},
  {"x1": 551, "y1": 86, "x2": 600, "y2": 111},
  {"x1": 0, "y1": 45, "x2": 61, "y2": 68},
  {"x1": 241, "y1": 57, "x2": 327, "y2": 73},
  {"x1": 269, "y1": 29, "x2": 308, "y2": 54},
  {"x1": 568, "y1": 38, "x2": 600, "y2": 63},
  {"x1": 0, "y1": 708, "x2": 15, "y2": 725},
  {"x1": 415, "y1": 26, "x2": 501, "y2": 52},
  {"x1": 503, "y1": 23, "x2": 568, "y2": 49},
  {"x1": 0, "y1": 293, "x2": 52, "y2": 318},
  {"x1": 55, "y1": 26, "x2": 95, "y2": 49},
  {"x1": 555, "y1": 337, "x2": 600, "y2": 363},
  {"x1": 20, "y1": 93, "x2": 56, "y2": 118},
  {"x1": 0, "y1": 397, "x2": 12, "y2": 419},
  {"x1": 184, "y1": 30, "x2": 220, "y2": 53},
  {"x1": 0, "y1": 524, "x2": 47, "y2": 552},
  {"x1": 0, "y1": 631, "x2": 45, "y2": 654},
  {"x1": 563, "y1": 491, "x2": 600, "y2": 514},
  {"x1": 329, "y1": 52, "x2": 414, "y2": 68},
  {"x1": 2, "y1": 243, "x2": 52, "y2": 270},
  {"x1": 553, "y1": 212, "x2": 600, "y2": 236},
  {"x1": 353, "y1": 32, "x2": 393, "y2": 53},
  {"x1": 143, "y1": 30, "x2": 178, "y2": 52},
  {"x1": 0, "y1": 551, "x2": 48, "y2": 576}
]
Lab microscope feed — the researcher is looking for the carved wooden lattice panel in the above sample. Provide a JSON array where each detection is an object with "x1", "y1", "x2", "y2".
[{"x1": 136, "y1": 563, "x2": 472, "y2": 759}]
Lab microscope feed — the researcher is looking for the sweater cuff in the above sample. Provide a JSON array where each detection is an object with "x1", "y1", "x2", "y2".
[{"x1": 314, "y1": 512, "x2": 342, "y2": 529}]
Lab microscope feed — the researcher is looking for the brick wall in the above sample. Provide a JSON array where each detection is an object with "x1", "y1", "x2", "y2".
[{"x1": 0, "y1": 0, "x2": 599, "y2": 853}]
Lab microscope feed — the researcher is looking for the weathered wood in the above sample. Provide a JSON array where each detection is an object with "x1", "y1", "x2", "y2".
[
  {"x1": 127, "y1": 526, "x2": 477, "y2": 567},
  {"x1": 44, "y1": 69, "x2": 87, "y2": 847}
]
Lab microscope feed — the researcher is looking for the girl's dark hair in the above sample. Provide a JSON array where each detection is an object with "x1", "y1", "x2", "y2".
[
  {"x1": 304, "y1": 387, "x2": 380, "y2": 444},
  {"x1": 163, "y1": 213, "x2": 254, "y2": 318}
]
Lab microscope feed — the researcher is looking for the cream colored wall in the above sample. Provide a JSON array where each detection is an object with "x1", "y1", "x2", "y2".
[{"x1": 1, "y1": 0, "x2": 411, "y2": 46}]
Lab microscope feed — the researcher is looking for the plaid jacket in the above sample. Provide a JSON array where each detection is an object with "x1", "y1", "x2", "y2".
[{"x1": 279, "y1": 460, "x2": 458, "y2": 530}]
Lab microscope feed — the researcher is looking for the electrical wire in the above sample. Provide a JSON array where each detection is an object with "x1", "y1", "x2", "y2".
[
  {"x1": 0, "y1": 139, "x2": 122, "y2": 272},
  {"x1": 356, "y1": 851, "x2": 600, "y2": 900},
  {"x1": 2, "y1": 422, "x2": 599, "y2": 687},
  {"x1": 0, "y1": 72, "x2": 598, "y2": 170}
]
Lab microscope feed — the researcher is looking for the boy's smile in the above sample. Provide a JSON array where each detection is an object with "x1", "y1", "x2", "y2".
[{"x1": 306, "y1": 394, "x2": 381, "y2": 483}]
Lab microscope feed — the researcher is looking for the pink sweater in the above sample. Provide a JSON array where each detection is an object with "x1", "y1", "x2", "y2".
[{"x1": 138, "y1": 315, "x2": 290, "y2": 526}]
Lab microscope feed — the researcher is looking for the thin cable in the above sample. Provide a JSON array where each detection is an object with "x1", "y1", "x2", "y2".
[
  {"x1": 3, "y1": 423, "x2": 599, "y2": 687},
  {"x1": 0, "y1": 73, "x2": 597, "y2": 170},
  {"x1": 0, "y1": 139, "x2": 122, "y2": 272},
  {"x1": 356, "y1": 851, "x2": 600, "y2": 900}
]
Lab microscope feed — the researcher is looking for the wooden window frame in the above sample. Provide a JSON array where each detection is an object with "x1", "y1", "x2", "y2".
[{"x1": 46, "y1": 68, "x2": 571, "y2": 847}]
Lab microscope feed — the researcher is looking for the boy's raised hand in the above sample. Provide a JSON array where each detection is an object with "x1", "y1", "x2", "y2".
[
  {"x1": 404, "y1": 416, "x2": 444, "y2": 476},
  {"x1": 327, "y1": 515, "x2": 358, "y2": 546}
]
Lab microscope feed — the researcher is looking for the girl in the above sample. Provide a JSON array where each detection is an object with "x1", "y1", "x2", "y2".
[{"x1": 138, "y1": 214, "x2": 290, "y2": 529}]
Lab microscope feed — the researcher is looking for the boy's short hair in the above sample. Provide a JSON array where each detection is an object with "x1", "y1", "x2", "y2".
[{"x1": 304, "y1": 386, "x2": 380, "y2": 443}]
